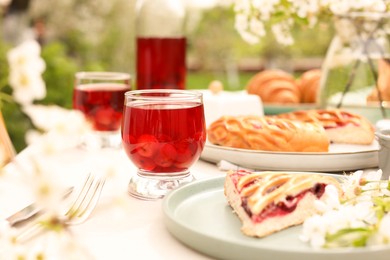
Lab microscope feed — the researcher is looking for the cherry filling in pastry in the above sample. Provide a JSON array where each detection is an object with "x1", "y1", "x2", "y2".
[
  {"x1": 224, "y1": 170, "x2": 341, "y2": 238},
  {"x1": 242, "y1": 183, "x2": 326, "y2": 223}
]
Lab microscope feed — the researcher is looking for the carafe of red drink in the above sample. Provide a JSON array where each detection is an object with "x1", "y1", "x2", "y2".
[{"x1": 135, "y1": 0, "x2": 186, "y2": 90}]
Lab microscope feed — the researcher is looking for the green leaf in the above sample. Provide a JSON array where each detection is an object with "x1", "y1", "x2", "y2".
[
  {"x1": 325, "y1": 228, "x2": 371, "y2": 248},
  {"x1": 373, "y1": 196, "x2": 390, "y2": 217},
  {"x1": 0, "y1": 92, "x2": 13, "y2": 104}
]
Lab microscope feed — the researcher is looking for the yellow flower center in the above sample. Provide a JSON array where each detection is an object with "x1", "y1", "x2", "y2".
[
  {"x1": 17, "y1": 56, "x2": 26, "y2": 66},
  {"x1": 19, "y1": 73, "x2": 30, "y2": 88}
]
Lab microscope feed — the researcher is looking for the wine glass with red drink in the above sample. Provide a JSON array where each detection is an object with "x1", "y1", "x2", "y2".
[
  {"x1": 122, "y1": 89, "x2": 206, "y2": 199},
  {"x1": 73, "y1": 72, "x2": 131, "y2": 149}
]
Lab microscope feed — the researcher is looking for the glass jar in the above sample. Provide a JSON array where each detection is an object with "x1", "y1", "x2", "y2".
[
  {"x1": 319, "y1": 12, "x2": 390, "y2": 122},
  {"x1": 135, "y1": 0, "x2": 187, "y2": 90}
]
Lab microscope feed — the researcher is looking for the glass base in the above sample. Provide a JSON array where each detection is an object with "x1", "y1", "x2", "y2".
[
  {"x1": 79, "y1": 131, "x2": 122, "y2": 150},
  {"x1": 128, "y1": 171, "x2": 195, "y2": 200}
]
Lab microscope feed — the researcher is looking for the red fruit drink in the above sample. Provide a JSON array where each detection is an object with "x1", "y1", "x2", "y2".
[
  {"x1": 122, "y1": 102, "x2": 206, "y2": 174},
  {"x1": 136, "y1": 37, "x2": 186, "y2": 90},
  {"x1": 73, "y1": 83, "x2": 128, "y2": 131}
]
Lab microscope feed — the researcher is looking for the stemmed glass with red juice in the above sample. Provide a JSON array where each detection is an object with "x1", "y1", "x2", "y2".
[{"x1": 73, "y1": 72, "x2": 131, "y2": 149}]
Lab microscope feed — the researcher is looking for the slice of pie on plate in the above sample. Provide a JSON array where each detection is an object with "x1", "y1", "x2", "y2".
[{"x1": 224, "y1": 170, "x2": 342, "y2": 237}]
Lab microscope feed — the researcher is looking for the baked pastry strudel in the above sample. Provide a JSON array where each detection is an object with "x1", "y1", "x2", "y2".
[
  {"x1": 275, "y1": 109, "x2": 374, "y2": 145},
  {"x1": 224, "y1": 170, "x2": 341, "y2": 238},
  {"x1": 207, "y1": 115, "x2": 329, "y2": 152}
]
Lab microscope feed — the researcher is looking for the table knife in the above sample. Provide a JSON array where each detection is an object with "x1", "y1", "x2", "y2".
[{"x1": 6, "y1": 187, "x2": 73, "y2": 227}]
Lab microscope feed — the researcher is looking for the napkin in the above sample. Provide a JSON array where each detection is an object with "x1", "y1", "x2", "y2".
[
  {"x1": 217, "y1": 160, "x2": 254, "y2": 172},
  {"x1": 201, "y1": 90, "x2": 263, "y2": 127}
]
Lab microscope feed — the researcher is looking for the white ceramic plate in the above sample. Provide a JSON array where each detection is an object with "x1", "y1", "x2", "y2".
[
  {"x1": 162, "y1": 176, "x2": 390, "y2": 260},
  {"x1": 201, "y1": 142, "x2": 379, "y2": 172}
]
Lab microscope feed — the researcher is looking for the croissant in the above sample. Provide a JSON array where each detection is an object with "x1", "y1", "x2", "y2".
[
  {"x1": 246, "y1": 70, "x2": 301, "y2": 104},
  {"x1": 207, "y1": 115, "x2": 329, "y2": 152},
  {"x1": 298, "y1": 69, "x2": 321, "y2": 103}
]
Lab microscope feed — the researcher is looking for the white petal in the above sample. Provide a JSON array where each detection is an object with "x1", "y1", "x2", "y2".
[
  {"x1": 10, "y1": 70, "x2": 46, "y2": 105},
  {"x1": 379, "y1": 214, "x2": 390, "y2": 239}
]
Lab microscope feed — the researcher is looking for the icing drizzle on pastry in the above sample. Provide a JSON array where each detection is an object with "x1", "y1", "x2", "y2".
[
  {"x1": 235, "y1": 171, "x2": 340, "y2": 215},
  {"x1": 276, "y1": 109, "x2": 364, "y2": 128},
  {"x1": 207, "y1": 115, "x2": 329, "y2": 152}
]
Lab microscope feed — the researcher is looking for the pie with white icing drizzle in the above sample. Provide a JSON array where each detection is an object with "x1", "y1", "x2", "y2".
[
  {"x1": 207, "y1": 115, "x2": 329, "y2": 152},
  {"x1": 274, "y1": 109, "x2": 374, "y2": 145},
  {"x1": 224, "y1": 170, "x2": 341, "y2": 237}
]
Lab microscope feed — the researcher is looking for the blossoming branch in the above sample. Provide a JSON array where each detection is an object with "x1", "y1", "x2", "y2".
[
  {"x1": 233, "y1": 0, "x2": 390, "y2": 45},
  {"x1": 7, "y1": 40, "x2": 46, "y2": 105},
  {"x1": 300, "y1": 170, "x2": 390, "y2": 248}
]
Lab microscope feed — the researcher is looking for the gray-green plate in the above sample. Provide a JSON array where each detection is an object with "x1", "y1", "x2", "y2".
[
  {"x1": 162, "y1": 176, "x2": 390, "y2": 260},
  {"x1": 264, "y1": 103, "x2": 318, "y2": 115}
]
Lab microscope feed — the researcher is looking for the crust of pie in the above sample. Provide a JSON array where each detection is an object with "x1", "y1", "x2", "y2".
[
  {"x1": 275, "y1": 109, "x2": 374, "y2": 145},
  {"x1": 207, "y1": 115, "x2": 329, "y2": 152},
  {"x1": 224, "y1": 171, "x2": 342, "y2": 238}
]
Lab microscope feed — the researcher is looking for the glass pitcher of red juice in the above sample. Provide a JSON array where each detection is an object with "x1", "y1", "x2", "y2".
[{"x1": 135, "y1": 0, "x2": 187, "y2": 90}]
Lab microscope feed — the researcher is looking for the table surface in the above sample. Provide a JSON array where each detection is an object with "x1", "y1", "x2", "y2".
[
  {"x1": 0, "y1": 137, "x2": 386, "y2": 259},
  {"x1": 0, "y1": 141, "x2": 220, "y2": 259}
]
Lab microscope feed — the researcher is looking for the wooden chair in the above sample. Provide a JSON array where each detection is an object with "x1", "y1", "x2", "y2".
[{"x1": 0, "y1": 111, "x2": 16, "y2": 167}]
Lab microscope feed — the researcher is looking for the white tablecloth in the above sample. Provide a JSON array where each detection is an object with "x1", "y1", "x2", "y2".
[
  {"x1": 0, "y1": 143, "x2": 222, "y2": 259},
  {"x1": 1, "y1": 135, "x2": 386, "y2": 259}
]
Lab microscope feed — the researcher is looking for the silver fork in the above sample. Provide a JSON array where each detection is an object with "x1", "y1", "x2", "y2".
[{"x1": 15, "y1": 173, "x2": 106, "y2": 243}]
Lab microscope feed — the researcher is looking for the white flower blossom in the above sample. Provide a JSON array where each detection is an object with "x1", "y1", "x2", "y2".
[
  {"x1": 256, "y1": 0, "x2": 279, "y2": 21},
  {"x1": 289, "y1": 0, "x2": 320, "y2": 19},
  {"x1": 328, "y1": 0, "x2": 387, "y2": 14},
  {"x1": 7, "y1": 40, "x2": 45, "y2": 73},
  {"x1": 23, "y1": 104, "x2": 90, "y2": 151},
  {"x1": 377, "y1": 213, "x2": 390, "y2": 243},
  {"x1": 235, "y1": 13, "x2": 249, "y2": 34},
  {"x1": 23, "y1": 104, "x2": 89, "y2": 133},
  {"x1": 301, "y1": 201, "x2": 375, "y2": 248},
  {"x1": 249, "y1": 17, "x2": 266, "y2": 38},
  {"x1": 346, "y1": 170, "x2": 390, "y2": 199},
  {"x1": 367, "y1": 213, "x2": 390, "y2": 245},
  {"x1": 301, "y1": 169, "x2": 390, "y2": 248},
  {"x1": 22, "y1": 158, "x2": 67, "y2": 216},
  {"x1": 314, "y1": 184, "x2": 340, "y2": 213},
  {"x1": 1, "y1": 213, "x2": 93, "y2": 259},
  {"x1": 271, "y1": 20, "x2": 294, "y2": 46},
  {"x1": 341, "y1": 170, "x2": 364, "y2": 200},
  {"x1": 300, "y1": 214, "x2": 327, "y2": 247},
  {"x1": 8, "y1": 69, "x2": 46, "y2": 105},
  {"x1": 7, "y1": 40, "x2": 46, "y2": 105},
  {"x1": 0, "y1": 220, "x2": 35, "y2": 259},
  {"x1": 364, "y1": 169, "x2": 383, "y2": 181}
]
